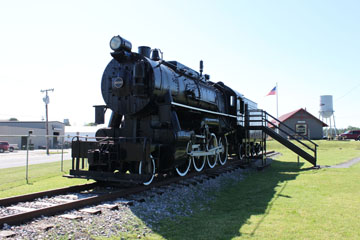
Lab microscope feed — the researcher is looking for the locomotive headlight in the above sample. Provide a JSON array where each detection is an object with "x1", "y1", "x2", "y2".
[
  {"x1": 110, "y1": 36, "x2": 122, "y2": 51},
  {"x1": 109, "y1": 35, "x2": 132, "y2": 52}
]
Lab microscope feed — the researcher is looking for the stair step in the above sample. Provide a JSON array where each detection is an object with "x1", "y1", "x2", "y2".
[{"x1": 248, "y1": 125, "x2": 317, "y2": 166}]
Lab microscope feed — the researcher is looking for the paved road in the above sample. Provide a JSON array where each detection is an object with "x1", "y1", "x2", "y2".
[{"x1": 0, "y1": 149, "x2": 72, "y2": 169}]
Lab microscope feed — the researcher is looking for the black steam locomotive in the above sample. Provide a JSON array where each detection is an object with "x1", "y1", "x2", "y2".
[{"x1": 69, "y1": 35, "x2": 264, "y2": 185}]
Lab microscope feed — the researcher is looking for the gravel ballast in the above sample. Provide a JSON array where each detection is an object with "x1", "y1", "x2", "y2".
[{"x1": 1, "y1": 167, "x2": 248, "y2": 239}]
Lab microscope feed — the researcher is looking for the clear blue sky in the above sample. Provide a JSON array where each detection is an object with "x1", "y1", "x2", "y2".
[{"x1": 0, "y1": 0, "x2": 359, "y2": 128}]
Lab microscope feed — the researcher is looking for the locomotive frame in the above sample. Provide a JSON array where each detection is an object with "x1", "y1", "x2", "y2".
[{"x1": 68, "y1": 35, "x2": 266, "y2": 185}]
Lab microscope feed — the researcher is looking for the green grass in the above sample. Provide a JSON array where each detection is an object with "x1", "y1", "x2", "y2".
[
  {"x1": 315, "y1": 140, "x2": 360, "y2": 165},
  {"x1": 2, "y1": 140, "x2": 360, "y2": 239},
  {"x1": 0, "y1": 160, "x2": 91, "y2": 198},
  {"x1": 147, "y1": 140, "x2": 360, "y2": 239},
  {"x1": 267, "y1": 139, "x2": 360, "y2": 166},
  {"x1": 44, "y1": 151, "x2": 69, "y2": 155}
]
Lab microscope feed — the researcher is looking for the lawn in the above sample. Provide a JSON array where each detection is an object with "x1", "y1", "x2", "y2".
[
  {"x1": 1, "y1": 140, "x2": 360, "y2": 239},
  {"x1": 0, "y1": 159, "x2": 90, "y2": 198},
  {"x1": 268, "y1": 139, "x2": 360, "y2": 167},
  {"x1": 147, "y1": 140, "x2": 360, "y2": 239}
]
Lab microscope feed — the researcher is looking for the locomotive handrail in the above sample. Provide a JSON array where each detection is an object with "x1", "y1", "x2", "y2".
[
  {"x1": 171, "y1": 101, "x2": 237, "y2": 118},
  {"x1": 71, "y1": 135, "x2": 148, "y2": 142}
]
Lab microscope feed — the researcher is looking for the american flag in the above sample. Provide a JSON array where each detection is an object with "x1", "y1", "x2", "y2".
[{"x1": 266, "y1": 86, "x2": 277, "y2": 96}]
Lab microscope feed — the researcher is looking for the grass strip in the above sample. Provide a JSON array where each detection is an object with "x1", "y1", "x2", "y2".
[
  {"x1": 0, "y1": 160, "x2": 91, "y2": 198},
  {"x1": 151, "y1": 140, "x2": 360, "y2": 239},
  {"x1": 2, "y1": 140, "x2": 360, "y2": 239}
]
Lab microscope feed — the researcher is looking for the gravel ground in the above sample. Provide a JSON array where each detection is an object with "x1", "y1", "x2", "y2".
[{"x1": 1, "y1": 167, "x2": 248, "y2": 239}]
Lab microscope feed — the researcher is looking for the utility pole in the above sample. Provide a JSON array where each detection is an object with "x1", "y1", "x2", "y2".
[{"x1": 41, "y1": 88, "x2": 54, "y2": 155}]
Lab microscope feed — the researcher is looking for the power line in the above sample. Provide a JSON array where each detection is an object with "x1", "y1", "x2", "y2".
[{"x1": 336, "y1": 83, "x2": 360, "y2": 101}]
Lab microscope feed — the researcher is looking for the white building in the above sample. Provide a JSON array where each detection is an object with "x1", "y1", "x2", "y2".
[
  {"x1": 64, "y1": 125, "x2": 99, "y2": 142},
  {"x1": 0, "y1": 121, "x2": 65, "y2": 149}
]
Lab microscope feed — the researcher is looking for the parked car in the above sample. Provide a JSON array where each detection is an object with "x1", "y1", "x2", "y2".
[
  {"x1": 0, "y1": 141, "x2": 10, "y2": 153},
  {"x1": 9, "y1": 144, "x2": 18, "y2": 152},
  {"x1": 339, "y1": 130, "x2": 360, "y2": 141}
]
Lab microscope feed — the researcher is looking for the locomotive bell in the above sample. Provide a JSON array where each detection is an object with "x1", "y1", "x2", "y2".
[{"x1": 151, "y1": 49, "x2": 161, "y2": 61}]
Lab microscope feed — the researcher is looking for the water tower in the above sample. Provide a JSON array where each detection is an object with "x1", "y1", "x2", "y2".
[{"x1": 319, "y1": 95, "x2": 337, "y2": 139}]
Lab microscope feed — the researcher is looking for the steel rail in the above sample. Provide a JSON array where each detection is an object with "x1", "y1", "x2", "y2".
[
  {"x1": 0, "y1": 185, "x2": 149, "y2": 227},
  {"x1": 0, "y1": 153, "x2": 276, "y2": 227},
  {"x1": 0, "y1": 183, "x2": 99, "y2": 207}
]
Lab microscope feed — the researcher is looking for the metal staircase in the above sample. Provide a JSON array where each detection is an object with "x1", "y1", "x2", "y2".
[{"x1": 247, "y1": 110, "x2": 318, "y2": 166}]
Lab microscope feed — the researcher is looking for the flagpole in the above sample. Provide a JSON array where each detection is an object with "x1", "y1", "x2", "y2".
[{"x1": 276, "y1": 83, "x2": 279, "y2": 119}]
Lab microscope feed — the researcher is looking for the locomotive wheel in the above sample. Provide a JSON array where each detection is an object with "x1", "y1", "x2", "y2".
[
  {"x1": 176, "y1": 141, "x2": 192, "y2": 176},
  {"x1": 193, "y1": 153, "x2": 206, "y2": 172},
  {"x1": 249, "y1": 145, "x2": 254, "y2": 157},
  {"x1": 207, "y1": 133, "x2": 218, "y2": 168},
  {"x1": 138, "y1": 154, "x2": 155, "y2": 185},
  {"x1": 251, "y1": 144, "x2": 256, "y2": 157},
  {"x1": 238, "y1": 143, "x2": 244, "y2": 160},
  {"x1": 245, "y1": 144, "x2": 251, "y2": 158},
  {"x1": 255, "y1": 143, "x2": 262, "y2": 156},
  {"x1": 192, "y1": 137, "x2": 206, "y2": 172},
  {"x1": 218, "y1": 136, "x2": 228, "y2": 166},
  {"x1": 254, "y1": 144, "x2": 258, "y2": 156}
]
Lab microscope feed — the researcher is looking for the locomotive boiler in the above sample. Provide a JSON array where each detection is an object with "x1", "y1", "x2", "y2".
[{"x1": 69, "y1": 35, "x2": 263, "y2": 185}]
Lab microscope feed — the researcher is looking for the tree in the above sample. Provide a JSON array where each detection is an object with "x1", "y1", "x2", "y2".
[
  {"x1": 347, "y1": 126, "x2": 360, "y2": 131},
  {"x1": 337, "y1": 126, "x2": 360, "y2": 134},
  {"x1": 84, "y1": 122, "x2": 97, "y2": 126},
  {"x1": 9, "y1": 118, "x2": 18, "y2": 121},
  {"x1": 63, "y1": 119, "x2": 71, "y2": 126}
]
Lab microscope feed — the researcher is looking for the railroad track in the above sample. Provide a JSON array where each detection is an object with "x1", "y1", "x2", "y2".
[{"x1": 0, "y1": 154, "x2": 274, "y2": 228}]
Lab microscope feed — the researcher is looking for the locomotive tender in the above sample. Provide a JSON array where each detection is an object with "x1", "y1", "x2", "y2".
[{"x1": 69, "y1": 35, "x2": 264, "y2": 185}]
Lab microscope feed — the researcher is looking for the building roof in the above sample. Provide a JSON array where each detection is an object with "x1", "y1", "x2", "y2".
[
  {"x1": 270, "y1": 108, "x2": 328, "y2": 127},
  {"x1": 0, "y1": 121, "x2": 64, "y2": 124},
  {"x1": 0, "y1": 121, "x2": 64, "y2": 130}
]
